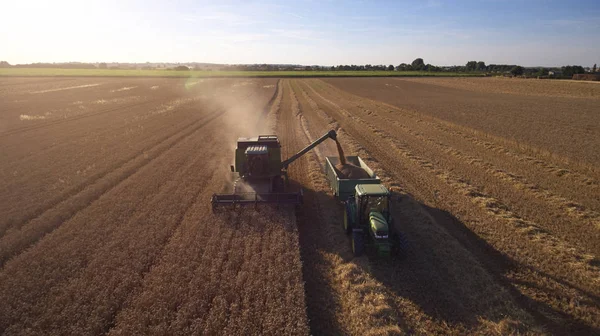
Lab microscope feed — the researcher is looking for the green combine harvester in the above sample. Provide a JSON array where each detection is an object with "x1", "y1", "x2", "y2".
[{"x1": 211, "y1": 130, "x2": 337, "y2": 207}]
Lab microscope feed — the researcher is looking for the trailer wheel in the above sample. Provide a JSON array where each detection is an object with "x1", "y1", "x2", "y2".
[
  {"x1": 343, "y1": 209, "x2": 352, "y2": 234},
  {"x1": 352, "y1": 231, "x2": 364, "y2": 257}
]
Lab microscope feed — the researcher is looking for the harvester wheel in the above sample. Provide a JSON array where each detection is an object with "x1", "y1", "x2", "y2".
[
  {"x1": 272, "y1": 176, "x2": 284, "y2": 193},
  {"x1": 351, "y1": 231, "x2": 364, "y2": 257}
]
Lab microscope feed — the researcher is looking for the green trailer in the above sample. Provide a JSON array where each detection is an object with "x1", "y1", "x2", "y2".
[{"x1": 325, "y1": 156, "x2": 406, "y2": 257}]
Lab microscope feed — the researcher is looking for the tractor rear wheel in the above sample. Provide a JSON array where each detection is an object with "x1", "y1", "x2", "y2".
[
  {"x1": 392, "y1": 231, "x2": 408, "y2": 259},
  {"x1": 351, "y1": 231, "x2": 364, "y2": 257}
]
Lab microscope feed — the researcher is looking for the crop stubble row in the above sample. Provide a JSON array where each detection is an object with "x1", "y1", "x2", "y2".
[
  {"x1": 292, "y1": 78, "x2": 599, "y2": 334},
  {"x1": 1, "y1": 76, "x2": 598, "y2": 335},
  {"x1": 0, "y1": 78, "x2": 309, "y2": 335},
  {"x1": 279, "y1": 79, "x2": 539, "y2": 335}
]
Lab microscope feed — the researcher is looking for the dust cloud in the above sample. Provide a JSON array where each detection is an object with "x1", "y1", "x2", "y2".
[{"x1": 194, "y1": 78, "x2": 276, "y2": 188}]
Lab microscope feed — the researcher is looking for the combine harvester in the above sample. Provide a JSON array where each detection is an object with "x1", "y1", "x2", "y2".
[
  {"x1": 212, "y1": 130, "x2": 337, "y2": 207},
  {"x1": 212, "y1": 128, "x2": 405, "y2": 258}
]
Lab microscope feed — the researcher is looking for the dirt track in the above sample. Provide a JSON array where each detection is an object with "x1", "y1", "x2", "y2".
[{"x1": 1, "y1": 77, "x2": 599, "y2": 335}]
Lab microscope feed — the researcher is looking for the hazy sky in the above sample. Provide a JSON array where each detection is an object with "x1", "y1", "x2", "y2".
[{"x1": 2, "y1": 0, "x2": 599, "y2": 66}]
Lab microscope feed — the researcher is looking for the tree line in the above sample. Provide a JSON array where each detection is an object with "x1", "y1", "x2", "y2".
[{"x1": 0, "y1": 60, "x2": 595, "y2": 77}]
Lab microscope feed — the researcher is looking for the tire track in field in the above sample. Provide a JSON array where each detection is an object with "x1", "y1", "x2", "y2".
[
  {"x1": 0, "y1": 107, "x2": 226, "y2": 267},
  {"x1": 300, "y1": 79, "x2": 600, "y2": 334},
  {"x1": 254, "y1": 79, "x2": 281, "y2": 132}
]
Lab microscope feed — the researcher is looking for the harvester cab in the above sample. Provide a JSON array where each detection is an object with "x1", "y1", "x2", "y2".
[
  {"x1": 344, "y1": 184, "x2": 398, "y2": 257},
  {"x1": 212, "y1": 130, "x2": 337, "y2": 208},
  {"x1": 230, "y1": 135, "x2": 285, "y2": 192}
]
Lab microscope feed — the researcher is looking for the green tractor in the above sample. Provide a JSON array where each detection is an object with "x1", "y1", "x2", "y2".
[{"x1": 343, "y1": 184, "x2": 405, "y2": 257}]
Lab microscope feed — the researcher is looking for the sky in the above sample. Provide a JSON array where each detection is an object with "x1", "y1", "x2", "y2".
[{"x1": 1, "y1": 0, "x2": 599, "y2": 67}]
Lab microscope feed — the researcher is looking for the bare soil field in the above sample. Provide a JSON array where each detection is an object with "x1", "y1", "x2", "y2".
[
  {"x1": 1, "y1": 76, "x2": 599, "y2": 335},
  {"x1": 324, "y1": 77, "x2": 600, "y2": 166},
  {"x1": 394, "y1": 76, "x2": 600, "y2": 99}
]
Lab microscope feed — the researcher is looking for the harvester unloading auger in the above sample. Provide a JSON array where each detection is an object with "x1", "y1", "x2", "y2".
[{"x1": 211, "y1": 130, "x2": 337, "y2": 207}]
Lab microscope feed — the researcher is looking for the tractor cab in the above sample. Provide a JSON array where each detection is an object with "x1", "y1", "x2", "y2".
[
  {"x1": 355, "y1": 184, "x2": 391, "y2": 223},
  {"x1": 344, "y1": 184, "x2": 395, "y2": 256}
]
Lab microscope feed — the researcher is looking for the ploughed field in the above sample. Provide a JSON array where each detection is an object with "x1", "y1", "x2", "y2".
[{"x1": 1, "y1": 76, "x2": 599, "y2": 335}]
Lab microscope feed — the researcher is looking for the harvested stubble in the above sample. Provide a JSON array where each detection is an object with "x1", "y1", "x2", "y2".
[
  {"x1": 308, "y1": 77, "x2": 600, "y2": 334},
  {"x1": 0, "y1": 77, "x2": 309, "y2": 336}
]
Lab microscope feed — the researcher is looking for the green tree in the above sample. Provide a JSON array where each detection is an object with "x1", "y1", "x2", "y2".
[
  {"x1": 465, "y1": 61, "x2": 477, "y2": 71},
  {"x1": 562, "y1": 65, "x2": 585, "y2": 77},
  {"x1": 593, "y1": 64, "x2": 597, "y2": 73},
  {"x1": 397, "y1": 63, "x2": 410, "y2": 71},
  {"x1": 535, "y1": 67, "x2": 548, "y2": 76},
  {"x1": 476, "y1": 61, "x2": 486, "y2": 71},
  {"x1": 98, "y1": 62, "x2": 107, "y2": 69},
  {"x1": 0, "y1": 61, "x2": 11, "y2": 68},
  {"x1": 510, "y1": 66, "x2": 524, "y2": 76},
  {"x1": 387, "y1": 64, "x2": 395, "y2": 71},
  {"x1": 411, "y1": 58, "x2": 425, "y2": 70}
]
